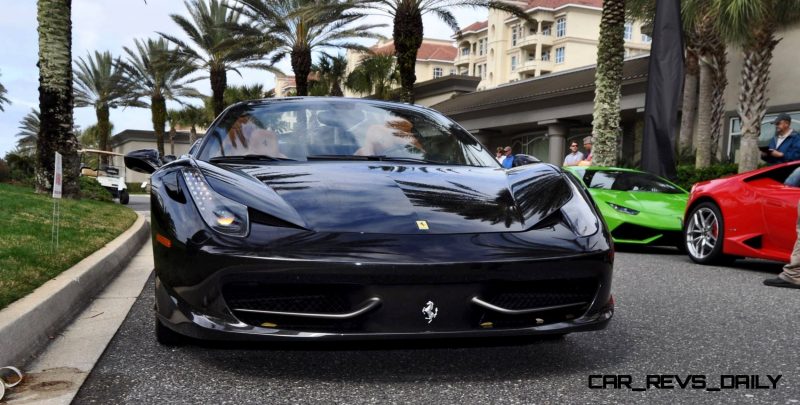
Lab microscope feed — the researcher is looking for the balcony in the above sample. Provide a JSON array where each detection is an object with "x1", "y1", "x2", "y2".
[
  {"x1": 514, "y1": 34, "x2": 555, "y2": 50},
  {"x1": 517, "y1": 58, "x2": 554, "y2": 75}
]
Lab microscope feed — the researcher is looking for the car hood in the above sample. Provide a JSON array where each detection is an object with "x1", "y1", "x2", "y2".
[
  {"x1": 590, "y1": 189, "x2": 688, "y2": 216},
  {"x1": 203, "y1": 161, "x2": 575, "y2": 234}
]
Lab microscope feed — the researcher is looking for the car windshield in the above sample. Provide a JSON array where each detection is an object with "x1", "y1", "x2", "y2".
[
  {"x1": 583, "y1": 170, "x2": 684, "y2": 194},
  {"x1": 196, "y1": 99, "x2": 498, "y2": 167}
]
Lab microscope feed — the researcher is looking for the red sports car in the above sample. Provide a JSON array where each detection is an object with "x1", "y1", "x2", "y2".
[{"x1": 683, "y1": 161, "x2": 800, "y2": 264}]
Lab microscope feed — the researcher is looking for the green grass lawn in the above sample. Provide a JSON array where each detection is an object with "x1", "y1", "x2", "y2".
[{"x1": 0, "y1": 183, "x2": 137, "y2": 310}]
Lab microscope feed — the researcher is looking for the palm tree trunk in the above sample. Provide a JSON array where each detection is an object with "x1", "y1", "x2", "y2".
[
  {"x1": 393, "y1": 3, "x2": 423, "y2": 103},
  {"x1": 679, "y1": 42, "x2": 699, "y2": 155},
  {"x1": 96, "y1": 104, "x2": 111, "y2": 165},
  {"x1": 169, "y1": 124, "x2": 176, "y2": 155},
  {"x1": 190, "y1": 125, "x2": 197, "y2": 144},
  {"x1": 210, "y1": 66, "x2": 227, "y2": 117},
  {"x1": 36, "y1": 0, "x2": 79, "y2": 197},
  {"x1": 710, "y1": 47, "x2": 728, "y2": 162},
  {"x1": 151, "y1": 94, "x2": 167, "y2": 156},
  {"x1": 291, "y1": 47, "x2": 312, "y2": 97},
  {"x1": 330, "y1": 80, "x2": 343, "y2": 97},
  {"x1": 737, "y1": 27, "x2": 779, "y2": 173},
  {"x1": 590, "y1": 0, "x2": 625, "y2": 167},
  {"x1": 695, "y1": 60, "x2": 713, "y2": 168}
]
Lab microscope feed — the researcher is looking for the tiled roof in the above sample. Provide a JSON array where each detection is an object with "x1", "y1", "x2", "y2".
[
  {"x1": 459, "y1": 20, "x2": 488, "y2": 34},
  {"x1": 431, "y1": 56, "x2": 649, "y2": 116},
  {"x1": 371, "y1": 41, "x2": 457, "y2": 62},
  {"x1": 525, "y1": 0, "x2": 602, "y2": 9}
]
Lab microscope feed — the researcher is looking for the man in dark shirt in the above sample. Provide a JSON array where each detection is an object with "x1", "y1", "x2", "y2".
[{"x1": 762, "y1": 113, "x2": 800, "y2": 165}]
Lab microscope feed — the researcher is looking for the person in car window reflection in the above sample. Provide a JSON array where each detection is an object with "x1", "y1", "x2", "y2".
[
  {"x1": 355, "y1": 118, "x2": 425, "y2": 156},
  {"x1": 228, "y1": 113, "x2": 286, "y2": 158}
]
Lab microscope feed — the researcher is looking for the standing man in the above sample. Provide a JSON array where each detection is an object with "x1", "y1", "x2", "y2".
[
  {"x1": 762, "y1": 113, "x2": 800, "y2": 165},
  {"x1": 501, "y1": 146, "x2": 515, "y2": 168},
  {"x1": 563, "y1": 141, "x2": 584, "y2": 166},
  {"x1": 578, "y1": 136, "x2": 593, "y2": 166},
  {"x1": 764, "y1": 201, "x2": 800, "y2": 289}
]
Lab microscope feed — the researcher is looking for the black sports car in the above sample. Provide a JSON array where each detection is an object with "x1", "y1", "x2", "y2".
[{"x1": 125, "y1": 98, "x2": 614, "y2": 344}]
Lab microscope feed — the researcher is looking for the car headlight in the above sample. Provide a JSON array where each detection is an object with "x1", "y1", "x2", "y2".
[
  {"x1": 607, "y1": 202, "x2": 639, "y2": 215},
  {"x1": 182, "y1": 167, "x2": 249, "y2": 237}
]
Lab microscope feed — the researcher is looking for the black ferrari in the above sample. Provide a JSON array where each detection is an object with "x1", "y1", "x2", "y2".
[{"x1": 125, "y1": 98, "x2": 614, "y2": 344}]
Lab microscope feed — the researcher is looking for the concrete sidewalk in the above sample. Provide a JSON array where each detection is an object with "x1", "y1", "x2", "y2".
[{"x1": 4, "y1": 241, "x2": 154, "y2": 404}]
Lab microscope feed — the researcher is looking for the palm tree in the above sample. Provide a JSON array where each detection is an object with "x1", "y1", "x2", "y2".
[
  {"x1": 235, "y1": 0, "x2": 383, "y2": 97},
  {"x1": 312, "y1": 53, "x2": 348, "y2": 96},
  {"x1": 167, "y1": 109, "x2": 180, "y2": 155},
  {"x1": 175, "y1": 104, "x2": 209, "y2": 144},
  {"x1": 16, "y1": 109, "x2": 40, "y2": 154},
  {"x1": 224, "y1": 83, "x2": 267, "y2": 104},
  {"x1": 161, "y1": 0, "x2": 278, "y2": 117},
  {"x1": 590, "y1": 0, "x2": 626, "y2": 167},
  {"x1": 346, "y1": 53, "x2": 398, "y2": 100},
  {"x1": 36, "y1": 0, "x2": 79, "y2": 196},
  {"x1": 0, "y1": 71, "x2": 10, "y2": 111},
  {"x1": 74, "y1": 50, "x2": 140, "y2": 163},
  {"x1": 713, "y1": 0, "x2": 800, "y2": 173},
  {"x1": 123, "y1": 37, "x2": 203, "y2": 156},
  {"x1": 355, "y1": 0, "x2": 533, "y2": 103}
]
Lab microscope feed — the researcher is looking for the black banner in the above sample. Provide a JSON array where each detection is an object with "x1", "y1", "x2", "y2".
[{"x1": 641, "y1": 0, "x2": 684, "y2": 179}]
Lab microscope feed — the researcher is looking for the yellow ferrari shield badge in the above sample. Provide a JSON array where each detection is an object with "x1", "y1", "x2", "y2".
[{"x1": 416, "y1": 220, "x2": 429, "y2": 230}]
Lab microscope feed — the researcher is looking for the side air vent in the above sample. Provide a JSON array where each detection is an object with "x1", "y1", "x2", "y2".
[
  {"x1": 743, "y1": 235, "x2": 762, "y2": 249},
  {"x1": 248, "y1": 208, "x2": 306, "y2": 229}
]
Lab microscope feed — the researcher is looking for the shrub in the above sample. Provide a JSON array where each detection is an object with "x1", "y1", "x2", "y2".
[
  {"x1": 79, "y1": 176, "x2": 113, "y2": 202},
  {"x1": 675, "y1": 163, "x2": 738, "y2": 191}
]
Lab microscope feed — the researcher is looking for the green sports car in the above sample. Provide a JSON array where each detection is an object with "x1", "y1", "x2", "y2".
[{"x1": 564, "y1": 166, "x2": 689, "y2": 248}]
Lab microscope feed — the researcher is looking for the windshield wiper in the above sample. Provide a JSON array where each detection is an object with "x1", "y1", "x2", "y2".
[
  {"x1": 210, "y1": 155, "x2": 295, "y2": 163},
  {"x1": 306, "y1": 154, "x2": 444, "y2": 164}
]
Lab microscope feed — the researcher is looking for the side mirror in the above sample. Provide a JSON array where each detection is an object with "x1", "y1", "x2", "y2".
[
  {"x1": 124, "y1": 149, "x2": 162, "y2": 174},
  {"x1": 512, "y1": 153, "x2": 541, "y2": 167}
]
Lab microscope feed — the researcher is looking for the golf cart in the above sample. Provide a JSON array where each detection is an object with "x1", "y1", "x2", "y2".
[{"x1": 78, "y1": 149, "x2": 129, "y2": 204}]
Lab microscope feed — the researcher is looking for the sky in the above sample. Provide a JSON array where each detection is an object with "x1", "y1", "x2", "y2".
[{"x1": 0, "y1": 1, "x2": 485, "y2": 157}]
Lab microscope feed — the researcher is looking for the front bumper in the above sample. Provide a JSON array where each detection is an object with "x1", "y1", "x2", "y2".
[{"x1": 155, "y1": 252, "x2": 614, "y2": 342}]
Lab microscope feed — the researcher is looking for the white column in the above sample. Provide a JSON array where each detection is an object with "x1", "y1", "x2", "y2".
[{"x1": 547, "y1": 123, "x2": 568, "y2": 165}]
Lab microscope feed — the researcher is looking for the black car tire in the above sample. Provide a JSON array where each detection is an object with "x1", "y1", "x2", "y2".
[
  {"x1": 119, "y1": 189, "x2": 129, "y2": 205},
  {"x1": 684, "y1": 202, "x2": 734, "y2": 265},
  {"x1": 155, "y1": 318, "x2": 185, "y2": 346}
]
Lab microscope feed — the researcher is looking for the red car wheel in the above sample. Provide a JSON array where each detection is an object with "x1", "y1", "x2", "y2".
[{"x1": 684, "y1": 202, "x2": 734, "y2": 265}]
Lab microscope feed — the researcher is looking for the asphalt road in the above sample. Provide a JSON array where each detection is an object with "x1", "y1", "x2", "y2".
[
  {"x1": 127, "y1": 194, "x2": 149, "y2": 213},
  {"x1": 74, "y1": 247, "x2": 800, "y2": 404}
]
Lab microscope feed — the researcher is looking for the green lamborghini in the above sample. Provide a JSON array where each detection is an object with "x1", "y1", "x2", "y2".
[{"x1": 564, "y1": 166, "x2": 689, "y2": 249}]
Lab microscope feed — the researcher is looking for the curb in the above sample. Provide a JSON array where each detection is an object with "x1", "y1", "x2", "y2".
[{"x1": 0, "y1": 212, "x2": 150, "y2": 367}]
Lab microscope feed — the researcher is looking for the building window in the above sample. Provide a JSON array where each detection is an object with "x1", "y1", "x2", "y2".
[
  {"x1": 624, "y1": 23, "x2": 632, "y2": 41},
  {"x1": 512, "y1": 26, "x2": 518, "y2": 46},
  {"x1": 511, "y1": 55, "x2": 517, "y2": 71},
  {"x1": 479, "y1": 39, "x2": 486, "y2": 56},
  {"x1": 556, "y1": 18, "x2": 566, "y2": 37},
  {"x1": 449, "y1": 68, "x2": 455, "y2": 75},
  {"x1": 477, "y1": 64, "x2": 483, "y2": 78},
  {"x1": 433, "y1": 67, "x2": 443, "y2": 78},
  {"x1": 541, "y1": 50, "x2": 550, "y2": 61},
  {"x1": 555, "y1": 47, "x2": 565, "y2": 63},
  {"x1": 482, "y1": 64, "x2": 487, "y2": 79},
  {"x1": 461, "y1": 46, "x2": 470, "y2": 56},
  {"x1": 541, "y1": 24, "x2": 551, "y2": 36},
  {"x1": 641, "y1": 32, "x2": 652, "y2": 43},
  {"x1": 728, "y1": 112, "x2": 800, "y2": 162}
]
